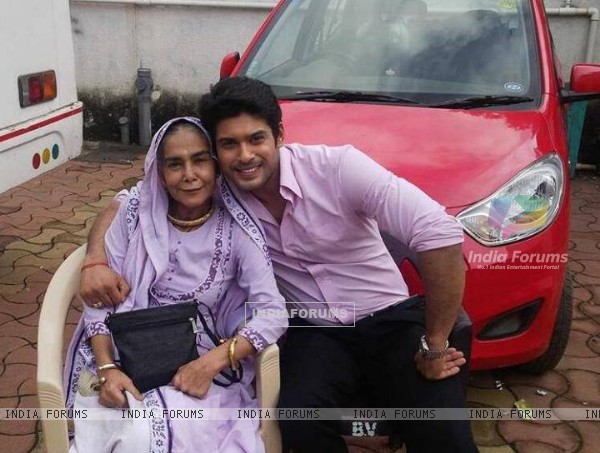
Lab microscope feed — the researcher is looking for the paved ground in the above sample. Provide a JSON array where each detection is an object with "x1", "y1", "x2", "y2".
[{"x1": 0, "y1": 145, "x2": 599, "y2": 452}]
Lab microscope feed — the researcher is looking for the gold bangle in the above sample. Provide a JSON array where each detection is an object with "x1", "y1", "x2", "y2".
[
  {"x1": 228, "y1": 338, "x2": 239, "y2": 371},
  {"x1": 97, "y1": 363, "x2": 118, "y2": 372}
]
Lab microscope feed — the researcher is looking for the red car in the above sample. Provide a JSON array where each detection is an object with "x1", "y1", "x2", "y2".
[{"x1": 220, "y1": 0, "x2": 600, "y2": 371}]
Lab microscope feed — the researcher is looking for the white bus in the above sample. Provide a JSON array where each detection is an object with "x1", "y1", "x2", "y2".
[{"x1": 0, "y1": 0, "x2": 83, "y2": 194}]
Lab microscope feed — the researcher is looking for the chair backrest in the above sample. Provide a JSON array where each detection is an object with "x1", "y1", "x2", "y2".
[
  {"x1": 37, "y1": 244, "x2": 86, "y2": 453},
  {"x1": 36, "y1": 244, "x2": 282, "y2": 453}
]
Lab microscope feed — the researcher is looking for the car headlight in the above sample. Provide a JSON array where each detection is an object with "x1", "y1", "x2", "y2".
[{"x1": 457, "y1": 154, "x2": 564, "y2": 246}]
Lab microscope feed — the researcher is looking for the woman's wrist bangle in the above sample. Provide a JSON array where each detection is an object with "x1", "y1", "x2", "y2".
[
  {"x1": 81, "y1": 261, "x2": 109, "y2": 272},
  {"x1": 228, "y1": 338, "x2": 239, "y2": 371},
  {"x1": 97, "y1": 363, "x2": 118, "y2": 372}
]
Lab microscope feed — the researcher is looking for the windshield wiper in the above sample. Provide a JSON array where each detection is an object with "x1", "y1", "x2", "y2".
[
  {"x1": 428, "y1": 95, "x2": 534, "y2": 109},
  {"x1": 280, "y1": 90, "x2": 421, "y2": 104}
]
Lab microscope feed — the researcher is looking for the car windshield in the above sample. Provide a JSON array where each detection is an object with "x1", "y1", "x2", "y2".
[{"x1": 240, "y1": 0, "x2": 541, "y2": 106}]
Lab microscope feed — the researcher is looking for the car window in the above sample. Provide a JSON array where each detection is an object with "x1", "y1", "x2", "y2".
[{"x1": 241, "y1": 0, "x2": 541, "y2": 105}]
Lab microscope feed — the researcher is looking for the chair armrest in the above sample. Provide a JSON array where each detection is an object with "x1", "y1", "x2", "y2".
[
  {"x1": 256, "y1": 343, "x2": 280, "y2": 409},
  {"x1": 256, "y1": 343, "x2": 282, "y2": 453}
]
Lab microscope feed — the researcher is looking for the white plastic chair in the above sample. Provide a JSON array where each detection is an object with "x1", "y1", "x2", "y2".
[{"x1": 37, "y1": 245, "x2": 282, "y2": 453}]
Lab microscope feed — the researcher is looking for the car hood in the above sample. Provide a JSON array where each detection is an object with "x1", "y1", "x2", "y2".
[{"x1": 281, "y1": 101, "x2": 553, "y2": 209}]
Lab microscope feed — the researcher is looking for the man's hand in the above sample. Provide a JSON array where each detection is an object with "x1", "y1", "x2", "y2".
[
  {"x1": 414, "y1": 347, "x2": 466, "y2": 380},
  {"x1": 81, "y1": 198, "x2": 129, "y2": 308},
  {"x1": 98, "y1": 369, "x2": 143, "y2": 408},
  {"x1": 80, "y1": 265, "x2": 130, "y2": 308},
  {"x1": 171, "y1": 354, "x2": 224, "y2": 399}
]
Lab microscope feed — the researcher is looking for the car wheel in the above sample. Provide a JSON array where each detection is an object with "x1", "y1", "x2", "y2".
[{"x1": 519, "y1": 270, "x2": 573, "y2": 374}]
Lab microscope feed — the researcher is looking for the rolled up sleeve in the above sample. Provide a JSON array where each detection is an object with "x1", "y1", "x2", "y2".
[{"x1": 339, "y1": 145, "x2": 464, "y2": 252}]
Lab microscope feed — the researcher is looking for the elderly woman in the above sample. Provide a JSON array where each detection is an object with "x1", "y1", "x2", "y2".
[{"x1": 63, "y1": 117, "x2": 287, "y2": 453}]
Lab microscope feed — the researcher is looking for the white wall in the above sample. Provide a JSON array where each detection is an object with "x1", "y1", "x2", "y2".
[{"x1": 70, "y1": 0, "x2": 275, "y2": 97}]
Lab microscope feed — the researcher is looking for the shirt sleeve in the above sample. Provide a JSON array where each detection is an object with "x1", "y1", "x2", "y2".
[
  {"x1": 232, "y1": 226, "x2": 288, "y2": 352},
  {"x1": 82, "y1": 192, "x2": 132, "y2": 339},
  {"x1": 338, "y1": 145, "x2": 464, "y2": 252}
]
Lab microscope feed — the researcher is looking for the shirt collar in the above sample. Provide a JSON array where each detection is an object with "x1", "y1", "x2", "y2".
[{"x1": 279, "y1": 145, "x2": 303, "y2": 201}]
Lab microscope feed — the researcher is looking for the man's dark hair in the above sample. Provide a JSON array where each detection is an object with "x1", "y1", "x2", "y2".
[{"x1": 199, "y1": 77, "x2": 282, "y2": 146}]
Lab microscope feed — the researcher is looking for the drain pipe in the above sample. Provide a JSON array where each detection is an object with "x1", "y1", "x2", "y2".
[
  {"x1": 546, "y1": 6, "x2": 599, "y2": 63},
  {"x1": 118, "y1": 116, "x2": 130, "y2": 145},
  {"x1": 136, "y1": 67, "x2": 153, "y2": 147}
]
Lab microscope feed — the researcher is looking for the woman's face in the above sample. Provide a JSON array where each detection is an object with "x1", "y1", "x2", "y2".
[{"x1": 159, "y1": 126, "x2": 216, "y2": 220}]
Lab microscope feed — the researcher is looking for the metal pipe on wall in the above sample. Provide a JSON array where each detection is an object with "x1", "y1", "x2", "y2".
[
  {"x1": 136, "y1": 68, "x2": 153, "y2": 146},
  {"x1": 546, "y1": 7, "x2": 599, "y2": 63},
  {"x1": 72, "y1": 0, "x2": 276, "y2": 9}
]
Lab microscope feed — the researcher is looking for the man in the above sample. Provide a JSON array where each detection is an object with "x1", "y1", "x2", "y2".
[{"x1": 81, "y1": 77, "x2": 477, "y2": 452}]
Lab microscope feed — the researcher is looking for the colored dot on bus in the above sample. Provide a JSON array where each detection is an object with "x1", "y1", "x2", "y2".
[
  {"x1": 42, "y1": 148, "x2": 51, "y2": 164},
  {"x1": 32, "y1": 153, "x2": 41, "y2": 169},
  {"x1": 52, "y1": 144, "x2": 59, "y2": 159}
]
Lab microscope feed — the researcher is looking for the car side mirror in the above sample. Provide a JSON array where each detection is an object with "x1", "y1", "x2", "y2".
[
  {"x1": 561, "y1": 63, "x2": 600, "y2": 103},
  {"x1": 220, "y1": 52, "x2": 240, "y2": 80}
]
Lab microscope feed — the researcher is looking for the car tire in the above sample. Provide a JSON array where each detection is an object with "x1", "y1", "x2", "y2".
[{"x1": 519, "y1": 270, "x2": 573, "y2": 374}]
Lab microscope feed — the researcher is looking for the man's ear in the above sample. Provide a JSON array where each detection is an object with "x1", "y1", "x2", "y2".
[{"x1": 277, "y1": 122, "x2": 285, "y2": 146}]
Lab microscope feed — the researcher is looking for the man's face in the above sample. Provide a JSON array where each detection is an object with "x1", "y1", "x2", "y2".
[{"x1": 215, "y1": 113, "x2": 282, "y2": 193}]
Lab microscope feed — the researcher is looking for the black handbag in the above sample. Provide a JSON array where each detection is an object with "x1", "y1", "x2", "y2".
[{"x1": 105, "y1": 302, "x2": 199, "y2": 393}]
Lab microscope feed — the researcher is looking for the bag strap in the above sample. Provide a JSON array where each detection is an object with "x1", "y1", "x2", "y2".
[{"x1": 196, "y1": 302, "x2": 243, "y2": 386}]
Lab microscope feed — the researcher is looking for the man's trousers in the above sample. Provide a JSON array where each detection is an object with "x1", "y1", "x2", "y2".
[{"x1": 278, "y1": 297, "x2": 478, "y2": 453}]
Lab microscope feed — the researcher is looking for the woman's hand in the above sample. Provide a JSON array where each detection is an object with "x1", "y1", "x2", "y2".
[
  {"x1": 171, "y1": 352, "x2": 227, "y2": 399},
  {"x1": 98, "y1": 369, "x2": 143, "y2": 408}
]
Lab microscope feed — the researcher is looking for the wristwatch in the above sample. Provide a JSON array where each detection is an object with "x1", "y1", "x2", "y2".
[{"x1": 419, "y1": 335, "x2": 449, "y2": 360}]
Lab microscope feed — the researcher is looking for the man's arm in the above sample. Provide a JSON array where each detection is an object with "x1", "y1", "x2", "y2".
[
  {"x1": 80, "y1": 199, "x2": 130, "y2": 307},
  {"x1": 338, "y1": 146, "x2": 467, "y2": 379},
  {"x1": 415, "y1": 244, "x2": 466, "y2": 380},
  {"x1": 418, "y1": 244, "x2": 464, "y2": 348}
]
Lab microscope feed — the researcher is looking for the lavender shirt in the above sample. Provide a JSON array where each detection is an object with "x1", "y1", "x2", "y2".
[{"x1": 238, "y1": 144, "x2": 464, "y2": 325}]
